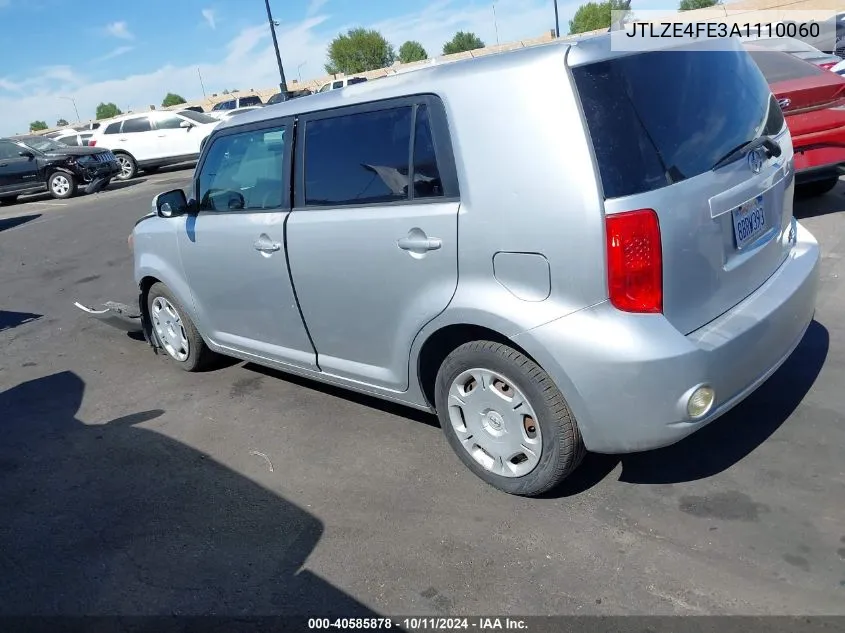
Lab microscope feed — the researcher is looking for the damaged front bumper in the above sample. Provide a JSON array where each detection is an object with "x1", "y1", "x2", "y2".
[
  {"x1": 74, "y1": 298, "x2": 162, "y2": 355},
  {"x1": 73, "y1": 301, "x2": 143, "y2": 332}
]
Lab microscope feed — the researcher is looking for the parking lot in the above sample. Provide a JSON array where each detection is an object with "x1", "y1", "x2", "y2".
[{"x1": 1, "y1": 168, "x2": 844, "y2": 616}]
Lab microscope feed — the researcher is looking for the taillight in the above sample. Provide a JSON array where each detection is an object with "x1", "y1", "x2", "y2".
[
  {"x1": 88, "y1": 139, "x2": 97, "y2": 146},
  {"x1": 605, "y1": 209, "x2": 663, "y2": 314},
  {"x1": 819, "y1": 61, "x2": 837, "y2": 71}
]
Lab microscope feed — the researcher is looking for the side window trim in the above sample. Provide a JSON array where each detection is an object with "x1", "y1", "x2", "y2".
[
  {"x1": 192, "y1": 117, "x2": 293, "y2": 215},
  {"x1": 292, "y1": 93, "x2": 460, "y2": 210}
]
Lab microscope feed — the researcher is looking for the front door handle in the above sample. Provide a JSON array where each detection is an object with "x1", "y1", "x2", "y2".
[
  {"x1": 254, "y1": 235, "x2": 281, "y2": 253},
  {"x1": 398, "y1": 235, "x2": 442, "y2": 252}
]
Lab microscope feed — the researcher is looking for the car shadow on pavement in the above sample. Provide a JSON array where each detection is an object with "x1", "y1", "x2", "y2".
[
  {"x1": 0, "y1": 370, "x2": 380, "y2": 618},
  {"x1": 0, "y1": 214, "x2": 41, "y2": 232},
  {"x1": 0, "y1": 310, "x2": 41, "y2": 332},
  {"x1": 794, "y1": 187, "x2": 845, "y2": 219},
  {"x1": 18, "y1": 180, "x2": 148, "y2": 204},
  {"x1": 550, "y1": 319, "x2": 830, "y2": 497}
]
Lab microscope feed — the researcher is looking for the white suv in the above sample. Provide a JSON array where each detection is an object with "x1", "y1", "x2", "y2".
[{"x1": 88, "y1": 110, "x2": 220, "y2": 180}]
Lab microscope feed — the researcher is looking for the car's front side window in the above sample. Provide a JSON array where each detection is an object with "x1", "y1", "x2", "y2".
[
  {"x1": 152, "y1": 114, "x2": 185, "y2": 130},
  {"x1": 197, "y1": 126, "x2": 286, "y2": 212}
]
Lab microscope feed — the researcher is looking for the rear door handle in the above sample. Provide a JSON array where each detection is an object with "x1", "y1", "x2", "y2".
[
  {"x1": 254, "y1": 236, "x2": 281, "y2": 253},
  {"x1": 398, "y1": 236, "x2": 442, "y2": 252}
]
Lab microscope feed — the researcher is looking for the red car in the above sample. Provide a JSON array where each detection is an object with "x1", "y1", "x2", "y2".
[{"x1": 746, "y1": 45, "x2": 845, "y2": 196}]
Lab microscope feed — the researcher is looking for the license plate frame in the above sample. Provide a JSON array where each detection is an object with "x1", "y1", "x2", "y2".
[{"x1": 731, "y1": 194, "x2": 767, "y2": 250}]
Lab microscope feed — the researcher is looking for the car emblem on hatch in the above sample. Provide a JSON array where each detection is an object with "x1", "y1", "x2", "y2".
[
  {"x1": 747, "y1": 148, "x2": 765, "y2": 174},
  {"x1": 777, "y1": 97, "x2": 791, "y2": 110}
]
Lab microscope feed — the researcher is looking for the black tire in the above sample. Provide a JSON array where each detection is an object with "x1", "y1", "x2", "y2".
[
  {"x1": 48, "y1": 171, "x2": 77, "y2": 199},
  {"x1": 146, "y1": 282, "x2": 216, "y2": 372},
  {"x1": 143, "y1": 166, "x2": 160, "y2": 175},
  {"x1": 434, "y1": 340, "x2": 585, "y2": 497},
  {"x1": 797, "y1": 177, "x2": 839, "y2": 197},
  {"x1": 0, "y1": 195, "x2": 18, "y2": 205},
  {"x1": 114, "y1": 153, "x2": 137, "y2": 181}
]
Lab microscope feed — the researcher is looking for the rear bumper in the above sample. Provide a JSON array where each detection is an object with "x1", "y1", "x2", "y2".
[{"x1": 513, "y1": 221, "x2": 820, "y2": 454}]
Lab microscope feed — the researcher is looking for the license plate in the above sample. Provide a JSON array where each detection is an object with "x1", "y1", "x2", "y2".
[{"x1": 732, "y1": 195, "x2": 767, "y2": 249}]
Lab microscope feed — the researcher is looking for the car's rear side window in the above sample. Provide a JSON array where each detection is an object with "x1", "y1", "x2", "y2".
[
  {"x1": 122, "y1": 117, "x2": 152, "y2": 133},
  {"x1": 58, "y1": 136, "x2": 80, "y2": 146},
  {"x1": 104, "y1": 122, "x2": 122, "y2": 134},
  {"x1": 304, "y1": 107, "x2": 413, "y2": 206},
  {"x1": 747, "y1": 49, "x2": 825, "y2": 82},
  {"x1": 572, "y1": 49, "x2": 784, "y2": 199}
]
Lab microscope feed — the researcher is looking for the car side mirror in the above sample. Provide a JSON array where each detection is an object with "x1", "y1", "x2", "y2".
[
  {"x1": 180, "y1": 120, "x2": 194, "y2": 129},
  {"x1": 153, "y1": 189, "x2": 189, "y2": 218},
  {"x1": 19, "y1": 150, "x2": 34, "y2": 159}
]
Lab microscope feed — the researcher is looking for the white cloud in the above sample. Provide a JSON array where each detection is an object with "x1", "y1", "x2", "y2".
[
  {"x1": 202, "y1": 8, "x2": 216, "y2": 30},
  {"x1": 95, "y1": 46, "x2": 135, "y2": 63},
  {"x1": 105, "y1": 21, "x2": 133, "y2": 40},
  {"x1": 307, "y1": 0, "x2": 329, "y2": 17},
  {"x1": 0, "y1": 0, "x2": 565, "y2": 135}
]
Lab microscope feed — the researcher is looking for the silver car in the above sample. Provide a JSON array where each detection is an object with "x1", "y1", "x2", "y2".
[{"x1": 122, "y1": 35, "x2": 820, "y2": 496}]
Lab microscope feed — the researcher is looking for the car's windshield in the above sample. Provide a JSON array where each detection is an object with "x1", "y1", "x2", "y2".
[
  {"x1": 178, "y1": 110, "x2": 218, "y2": 125},
  {"x1": 18, "y1": 136, "x2": 64, "y2": 153}
]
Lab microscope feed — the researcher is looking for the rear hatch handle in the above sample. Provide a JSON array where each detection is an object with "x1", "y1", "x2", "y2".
[{"x1": 712, "y1": 136, "x2": 782, "y2": 171}]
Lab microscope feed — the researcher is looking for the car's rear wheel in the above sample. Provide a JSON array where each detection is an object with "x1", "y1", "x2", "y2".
[
  {"x1": 797, "y1": 177, "x2": 839, "y2": 197},
  {"x1": 0, "y1": 195, "x2": 18, "y2": 205},
  {"x1": 434, "y1": 341, "x2": 585, "y2": 496},
  {"x1": 114, "y1": 153, "x2": 137, "y2": 181},
  {"x1": 146, "y1": 282, "x2": 216, "y2": 372},
  {"x1": 48, "y1": 172, "x2": 77, "y2": 199}
]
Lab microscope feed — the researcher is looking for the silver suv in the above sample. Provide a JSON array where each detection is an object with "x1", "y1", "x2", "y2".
[{"x1": 125, "y1": 35, "x2": 819, "y2": 496}]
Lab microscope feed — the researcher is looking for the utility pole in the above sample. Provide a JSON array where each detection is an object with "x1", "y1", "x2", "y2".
[
  {"x1": 493, "y1": 2, "x2": 500, "y2": 45},
  {"x1": 553, "y1": 0, "x2": 560, "y2": 37},
  {"x1": 197, "y1": 67, "x2": 207, "y2": 98},
  {"x1": 60, "y1": 96, "x2": 80, "y2": 124},
  {"x1": 264, "y1": 0, "x2": 289, "y2": 100}
]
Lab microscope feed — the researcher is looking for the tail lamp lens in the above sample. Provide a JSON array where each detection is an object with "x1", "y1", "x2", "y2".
[
  {"x1": 88, "y1": 140, "x2": 97, "y2": 146},
  {"x1": 605, "y1": 209, "x2": 663, "y2": 314}
]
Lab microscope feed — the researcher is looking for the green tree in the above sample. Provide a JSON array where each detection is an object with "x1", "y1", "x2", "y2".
[
  {"x1": 29, "y1": 120, "x2": 48, "y2": 131},
  {"x1": 56, "y1": 118, "x2": 69, "y2": 127},
  {"x1": 679, "y1": 0, "x2": 719, "y2": 10},
  {"x1": 442, "y1": 31, "x2": 485, "y2": 55},
  {"x1": 96, "y1": 102, "x2": 122, "y2": 120},
  {"x1": 569, "y1": 0, "x2": 631, "y2": 34},
  {"x1": 325, "y1": 28, "x2": 395, "y2": 74},
  {"x1": 398, "y1": 40, "x2": 428, "y2": 64},
  {"x1": 161, "y1": 92, "x2": 187, "y2": 107}
]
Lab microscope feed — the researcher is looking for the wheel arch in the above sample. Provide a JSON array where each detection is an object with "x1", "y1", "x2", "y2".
[{"x1": 415, "y1": 322, "x2": 541, "y2": 410}]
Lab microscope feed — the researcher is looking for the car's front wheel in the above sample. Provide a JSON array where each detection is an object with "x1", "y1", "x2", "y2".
[
  {"x1": 114, "y1": 153, "x2": 137, "y2": 181},
  {"x1": 48, "y1": 172, "x2": 77, "y2": 199},
  {"x1": 146, "y1": 282, "x2": 216, "y2": 372},
  {"x1": 434, "y1": 341, "x2": 585, "y2": 497}
]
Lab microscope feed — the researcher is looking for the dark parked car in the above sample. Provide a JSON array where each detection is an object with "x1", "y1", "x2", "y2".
[
  {"x1": 0, "y1": 135, "x2": 120, "y2": 202},
  {"x1": 266, "y1": 88, "x2": 313, "y2": 105}
]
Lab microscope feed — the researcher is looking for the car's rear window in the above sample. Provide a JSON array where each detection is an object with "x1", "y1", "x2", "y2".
[
  {"x1": 747, "y1": 49, "x2": 825, "y2": 82},
  {"x1": 572, "y1": 49, "x2": 784, "y2": 199}
]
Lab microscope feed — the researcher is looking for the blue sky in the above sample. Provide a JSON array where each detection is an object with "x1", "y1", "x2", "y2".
[{"x1": 0, "y1": 0, "x2": 672, "y2": 135}]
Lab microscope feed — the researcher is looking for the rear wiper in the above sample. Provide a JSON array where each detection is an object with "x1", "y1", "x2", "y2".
[{"x1": 712, "y1": 136, "x2": 782, "y2": 171}]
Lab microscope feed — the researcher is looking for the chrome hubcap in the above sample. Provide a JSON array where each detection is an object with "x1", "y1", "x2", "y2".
[
  {"x1": 117, "y1": 156, "x2": 132, "y2": 178},
  {"x1": 447, "y1": 368, "x2": 542, "y2": 478},
  {"x1": 51, "y1": 175, "x2": 70, "y2": 195},
  {"x1": 151, "y1": 297, "x2": 189, "y2": 362}
]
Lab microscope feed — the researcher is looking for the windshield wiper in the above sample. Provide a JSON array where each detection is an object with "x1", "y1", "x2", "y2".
[{"x1": 712, "y1": 136, "x2": 782, "y2": 171}]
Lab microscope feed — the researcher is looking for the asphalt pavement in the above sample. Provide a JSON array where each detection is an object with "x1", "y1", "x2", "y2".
[{"x1": 1, "y1": 168, "x2": 844, "y2": 617}]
